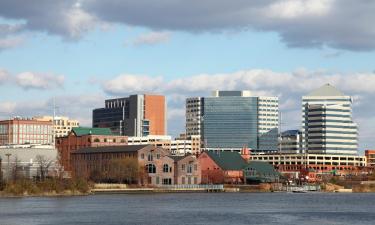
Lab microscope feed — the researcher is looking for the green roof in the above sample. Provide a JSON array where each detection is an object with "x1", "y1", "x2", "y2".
[
  {"x1": 72, "y1": 127, "x2": 114, "y2": 136},
  {"x1": 206, "y1": 151, "x2": 247, "y2": 170},
  {"x1": 244, "y1": 161, "x2": 279, "y2": 176}
]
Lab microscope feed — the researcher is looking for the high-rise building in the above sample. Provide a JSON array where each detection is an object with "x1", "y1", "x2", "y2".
[
  {"x1": 186, "y1": 91, "x2": 278, "y2": 152},
  {"x1": 0, "y1": 118, "x2": 53, "y2": 146},
  {"x1": 280, "y1": 130, "x2": 303, "y2": 154},
  {"x1": 302, "y1": 84, "x2": 358, "y2": 155},
  {"x1": 33, "y1": 116, "x2": 79, "y2": 138},
  {"x1": 93, "y1": 94, "x2": 166, "y2": 136}
]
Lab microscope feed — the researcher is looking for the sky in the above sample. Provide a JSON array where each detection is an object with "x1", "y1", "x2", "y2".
[{"x1": 0, "y1": 0, "x2": 375, "y2": 153}]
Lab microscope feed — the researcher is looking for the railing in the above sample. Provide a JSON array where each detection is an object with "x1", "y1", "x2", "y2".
[{"x1": 159, "y1": 184, "x2": 224, "y2": 190}]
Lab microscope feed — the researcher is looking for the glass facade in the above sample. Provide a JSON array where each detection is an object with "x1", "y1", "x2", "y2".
[{"x1": 202, "y1": 97, "x2": 258, "y2": 149}]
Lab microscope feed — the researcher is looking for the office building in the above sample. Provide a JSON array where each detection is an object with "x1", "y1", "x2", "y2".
[
  {"x1": 34, "y1": 116, "x2": 79, "y2": 138},
  {"x1": 302, "y1": 84, "x2": 358, "y2": 155},
  {"x1": 93, "y1": 94, "x2": 166, "y2": 136},
  {"x1": 280, "y1": 130, "x2": 303, "y2": 154},
  {"x1": 186, "y1": 91, "x2": 278, "y2": 152},
  {"x1": 0, "y1": 118, "x2": 53, "y2": 146}
]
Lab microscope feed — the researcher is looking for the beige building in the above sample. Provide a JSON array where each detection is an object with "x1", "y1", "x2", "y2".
[{"x1": 34, "y1": 116, "x2": 79, "y2": 138}]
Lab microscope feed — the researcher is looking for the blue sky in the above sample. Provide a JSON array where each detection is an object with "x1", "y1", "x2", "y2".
[{"x1": 1, "y1": 0, "x2": 375, "y2": 152}]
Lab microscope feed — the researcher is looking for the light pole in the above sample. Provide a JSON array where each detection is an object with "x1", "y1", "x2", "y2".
[{"x1": 5, "y1": 153, "x2": 11, "y2": 183}]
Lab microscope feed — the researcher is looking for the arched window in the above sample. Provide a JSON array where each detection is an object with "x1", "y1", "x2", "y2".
[
  {"x1": 163, "y1": 164, "x2": 169, "y2": 173},
  {"x1": 146, "y1": 164, "x2": 156, "y2": 173},
  {"x1": 148, "y1": 154, "x2": 153, "y2": 161},
  {"x1": 94, "y1": 138, "x2": 100, "y2": 142}
]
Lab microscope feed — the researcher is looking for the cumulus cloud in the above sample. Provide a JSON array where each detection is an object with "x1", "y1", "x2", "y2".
[
  {"x1": 0, "y1": 0, "x2": 101, "y2": 40},
  {"x1": 81, "y1": 0, "x2": 375, "y2": 51},
  {"x1": 0, "y1": 0, "x2": 374, "y2": 50},
  {"x1": 103, "y1": 74, "x2": 163, "y2": 95},
  {"x1": 15, "y1": 72, "x2": 65, "y2": 90},
  {"x1": 132, "y1": 31, "x2": 171, "y2": 46}
]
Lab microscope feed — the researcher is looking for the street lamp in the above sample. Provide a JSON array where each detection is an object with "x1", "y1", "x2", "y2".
[{"x1": 5, "y1": 153, "x2": 11, "y2": 183}]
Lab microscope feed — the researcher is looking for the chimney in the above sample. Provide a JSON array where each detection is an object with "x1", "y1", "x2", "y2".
[{"x1": 241, "y1": 146, "x2": 251, "y2": 162}]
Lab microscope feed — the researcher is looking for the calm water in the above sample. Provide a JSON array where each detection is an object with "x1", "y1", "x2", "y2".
[{"x1": 1, "y1": 193, "x2": 375, "y2": 225}]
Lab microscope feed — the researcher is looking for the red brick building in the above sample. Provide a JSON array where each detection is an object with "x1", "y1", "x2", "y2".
[
  {"x1": 198, "y1": 150, "x2": 248, "y2": 184},
  {"x1": 0, "y1": 118, "x2": 53, "y2": 145},
  {"x1": 365, "y1": 150, "x2": 375, "y2": 167},
  {"x1": 56, "y1": 127, "x2": 128, "y2": 172}
]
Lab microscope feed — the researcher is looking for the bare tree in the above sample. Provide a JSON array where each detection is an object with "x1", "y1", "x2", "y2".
[
  {"x1": 35, "y1": 155, "x2": 54, "y2": 181},
  {"x1": 108, "y1": 158, "x2": 139, "y2": 184}
]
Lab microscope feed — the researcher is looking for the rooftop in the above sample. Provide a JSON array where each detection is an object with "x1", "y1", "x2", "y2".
[
  {"x1": 72, "y1": 127, "x2": 113, "y2": 136},
  {"x1": 72, "y1": 145, "x2": 152, "y2": 154},
  {"x1": 306, "y1": 84, "x2": 345, "y2": 97},
  {"x1": 245, "y1": 161, "x2": 279, "y2": 175},
  {"x1": 205, "y1": 151, "x2": 247, "y2": 170}
]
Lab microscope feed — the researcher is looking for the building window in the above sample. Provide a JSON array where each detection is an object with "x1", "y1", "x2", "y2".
[
  {"x1": 181, "y1": 164, "x2": 185, "y2": 171},
  {"x1": 104, "y1": 138, "x2": 107, "y2": 142},
  {"x1": 141, "y1": 153, "x2": 144, "y2": 159},
  {"x1": 88, "y1": 138, "x2": 91, "y2": 143},
  {"x1": 157, "y1": 154, "x2": 160, "y2": 159},
  {"x1": 148, "y1": 154, "x2": 153, "y2": 161},
  {"x1": 163, "y1": 164, "x2": 169, "y2": 173},
  {"x1": 194, "y1": 177, "x2": 198, "y2": 184},
  {"x1": 187, "y1": 164, "x2": 193, "y2": 174},
  {"x1": 156, "y1": 177, "x2": 159, "y2": 185},
  {"x1": 121, "y1": 139, "x2": 126, "y2": 143},
  {"x1": 113, "y1": 139, "x2": 116, "y2": 143},
  {"x1": 94, "y1": 138, "x2": 100, "y2": 142},
  {"x1": 146, "y1": 164, "x2": 156, "y2": 173},
  {"x1": 162, "y1": 178, "x2": 172, "y2": 185},
  {"x1": 182, "y1": 177, "x2": 185, "y2": 184}
]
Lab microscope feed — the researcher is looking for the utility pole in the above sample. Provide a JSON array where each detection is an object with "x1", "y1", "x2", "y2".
[{"x1": 5, "y1": 153, "x2": 11, "y2": 183}]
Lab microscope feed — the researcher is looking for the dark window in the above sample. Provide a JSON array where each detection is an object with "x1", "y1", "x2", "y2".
[
  {"x1": 146, "y1": 164, "x2": 156, "y2": 173},
  {"x1": 163, "y1": 164, "x2": 169, "y2": 173}
]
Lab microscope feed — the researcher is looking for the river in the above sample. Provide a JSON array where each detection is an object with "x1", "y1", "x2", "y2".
[{"x1": 1, "y1": 193, "x2": 375, "y2": 225}]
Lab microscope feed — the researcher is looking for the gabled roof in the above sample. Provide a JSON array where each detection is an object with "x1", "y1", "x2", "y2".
[
  {"x1": 307, "y1": 84, "x2": 345, "y2": 97},
  {"x1": 244, "y1": 161, "x2": 279, "y2": 175},
  {"x1": 72, "y1": 145, "x2": 151, "y2": 154},
  {"x1": 72, "y1": 127, "x2": 113, "y2": 136},
  {"x1": 205, "y1": 151, "x2": 247, "y2": 170}
]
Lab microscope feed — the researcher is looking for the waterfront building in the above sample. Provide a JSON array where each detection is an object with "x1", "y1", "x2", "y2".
[
  {"x1": 56, "y1": 127, "x2": 128, "y2": 173},
  {"x1": 33, "y1": 116, "x2": 79, "y2": 138},
  {"x1": 0, "y1": 118, "x2": 53, "y2": 146},
  {"x1": 243, "y1": 161, "x2": 280, "y2": 184},
  {"x1": 250, "y1": 153, "x2": 366, "y2": 175},
  {"x1": 186, "y1": 91, "x2": 278, "y2": 152},
  {"x1": 280, "y1": 130, "x2": 303, "y2": 154},
  {"x1": 198, "y1": 149, "x2": 249, "y2": 184},
  {"x1": 93, "y1": 94, "x2": 166, "y2": 136},
  {"x1": 0, "y1": 145, "x2": 58, "y2": 180},
  {"x1": 302, "y1": 84, "x2": 358, "y2": 155},
  {"x1": 365, "y1": 150, "x2": 375, "y2": 167},
  {"x1": 71, "y1": 145, "x2": 201, "y2": 186}
]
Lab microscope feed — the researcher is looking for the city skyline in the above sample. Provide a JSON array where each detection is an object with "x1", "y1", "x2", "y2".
[{"x1": 1, "y1": 1, "x2": 375, "y2": 151}]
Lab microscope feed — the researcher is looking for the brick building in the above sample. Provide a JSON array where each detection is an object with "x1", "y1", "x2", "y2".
[
  {"x1": 71, "y1": 144, "x2": 201, "y2": 186},
  {"x1": 365, "y1": 150, "x2": 375, "y2": 167},
  {"x1": 0, "y1": 118, "x2": 53, "y2": 145},
  {"x1": 198, "y1": 150, "x2": 248, "y2": 184},
  {"x1": 56, "y1": 127, "x2": 128, "y2": 172}
]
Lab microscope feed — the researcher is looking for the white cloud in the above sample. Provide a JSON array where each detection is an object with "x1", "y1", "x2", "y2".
[
  {"x1": 0, "y1": 36, "x2": 24, "y2": 50},
  {"x1": 103, "y1": 74, "x2": 163, "y2": 95},
  {"x1": 15, "y1": 72, "x2": 65, "y2": 90},
  {"x1": 132, "y1": 31, "x2": 171, "y2": 46}
]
